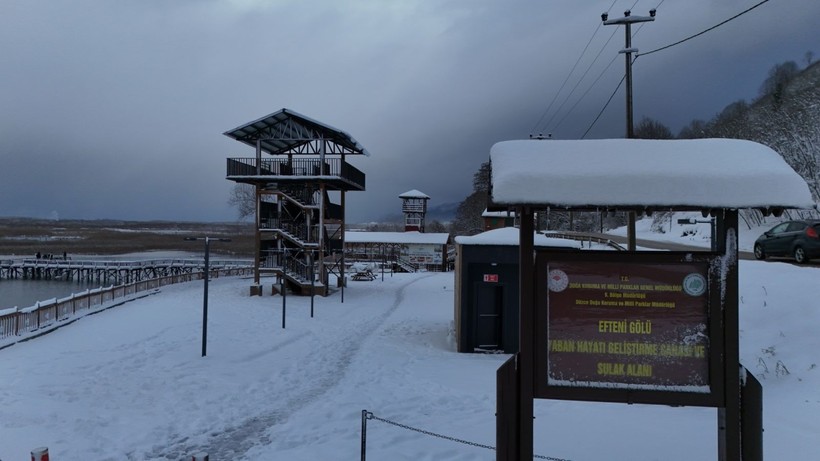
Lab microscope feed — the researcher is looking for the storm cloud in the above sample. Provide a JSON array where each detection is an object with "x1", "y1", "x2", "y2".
[{"x1": 1, "y1": 0, "x2": 817, "y2": 223}]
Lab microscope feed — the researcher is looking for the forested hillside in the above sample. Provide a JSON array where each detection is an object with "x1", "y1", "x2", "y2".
[{"x1": 676, "y1": 59, "x2": 820, "y2": 226}]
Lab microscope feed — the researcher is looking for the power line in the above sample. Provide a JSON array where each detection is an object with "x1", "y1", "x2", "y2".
[
  {"x1": 542, "y1": 0, "x2": 646, "y2": 135},
  {"x1": 552, "y1": 53, "x2": 621, "y2": 132},
  {"x1": 541, "y1": 26, "x2": 619, "y2": 134},
  {"x1": 530, "y1": 22, "x2": 606, "y2": 134},
  {"x1": 530, "y1": 0, "x2": 619, "y2": 135},
  {"x1": 581, "y1": 72, "x2": 627, "y2": 139},
  {"x1": 637, "y1": 0, "x2": 771, "y2": 57}
]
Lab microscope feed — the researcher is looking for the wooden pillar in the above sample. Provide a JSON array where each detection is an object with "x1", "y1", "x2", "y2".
[
  {"x1": 717, "y1": 209, "x2": 741, "y2": 461},
  {"x1": 517, "y1": 206, "x2": 534, "y2": 459}
]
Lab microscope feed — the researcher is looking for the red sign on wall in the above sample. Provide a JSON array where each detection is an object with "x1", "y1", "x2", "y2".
[{"x1": 483, "y1": 274, "x2": 499, "y2": 283}]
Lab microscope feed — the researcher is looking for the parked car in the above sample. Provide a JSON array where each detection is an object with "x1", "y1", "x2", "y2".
[{"x1": 753, "y1": 220, "x2": 820, "y2": 264}]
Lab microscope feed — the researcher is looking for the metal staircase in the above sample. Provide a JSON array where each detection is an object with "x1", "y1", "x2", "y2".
[{"x1": 259, "y1": 184, "x2": 343, "y2": 295}]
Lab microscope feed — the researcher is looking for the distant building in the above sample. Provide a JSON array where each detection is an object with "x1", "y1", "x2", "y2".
[
  {"x1": 399, "y1": 190, "x2": 430, "y2": 232},
  {"x1": 344, "y1": 189, "x2": 450, "y2": 272},
  {"x1": 345, "y1": 231, "x2": 450, "y2": 273},
  {"x1": 482, "y1": 209, "x2": 517, "y2": 231}
]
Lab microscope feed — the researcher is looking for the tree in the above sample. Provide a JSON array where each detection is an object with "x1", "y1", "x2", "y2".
[
  {"x1": 228, "y1": 183, "x2": 255, "y2": 221},
  {"x1": 451, "y1": 161, "x2": 492, "y2": 236},
  {"x1": 634, "y1": 117, "x2": 673, "y2": 139},
  {"x1": 677, "y1": 119, "x2": 708, "y2": 139},
  {"x1": 450, "y1": 190, "x2": 487, "y2": 236},
  {"x1": 758, "y1": 61, "x2": 800, "y2": 108},
  {"x1": 427, "y1": 220, "x2": 448, "y2": 233},
  {"x1": 472, "y1": 161, "x2": 491, "y2": 192}
]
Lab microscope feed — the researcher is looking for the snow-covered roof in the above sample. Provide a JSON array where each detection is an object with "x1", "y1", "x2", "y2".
[
  {"x1": 490, "y1": 138, "x2": 816, "y2": 210},
  {"x1": 455, "y1": 227, "x2": 581, "y2": 248},
  {"x1": 345, "y1": 231, "x2": 449, "y2": 245},
  {"x1": 481, "y1": 209, "x2": 515, "y2": 218},
  {"x1": 398, "y1": 189, "x2": 430, "y2": 199}
]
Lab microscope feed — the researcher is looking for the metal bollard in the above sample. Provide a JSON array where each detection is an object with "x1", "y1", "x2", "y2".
[
  {"x1": 192, "y1": 453, "x2": 209, "y2": 461},
  {"x1": 31, "y1": 447, "x2": 49, "y2": 461}
]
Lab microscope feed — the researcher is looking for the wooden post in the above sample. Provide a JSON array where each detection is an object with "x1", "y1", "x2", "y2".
[
  {"x1": 496, "y1": 355, "x2": 519, "y2": 460},
  {"x1": 31, "y1": 446, "x2": 49, "y2": 461},
  {"x1": 717, "y1": 209, "x2": 741, "y2": 461},
  {"x1": 517, "y1": 207, "x2": 535, "y2": 459}
]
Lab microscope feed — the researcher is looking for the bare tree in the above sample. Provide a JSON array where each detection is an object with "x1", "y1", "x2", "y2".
[
  {"x1": 427, "y1": 220, "x2": 448, "y2": 233},
  {"x1": 228, "y1": 183, "x2": 255, "y2": 221},
  {"x1": 634, "y1": 117, "x2": 673, "y2": 139}
]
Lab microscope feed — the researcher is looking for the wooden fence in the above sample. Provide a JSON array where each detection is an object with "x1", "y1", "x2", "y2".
[{"x1": 0, "y1": 267, "x2": 252, "y2": 343}]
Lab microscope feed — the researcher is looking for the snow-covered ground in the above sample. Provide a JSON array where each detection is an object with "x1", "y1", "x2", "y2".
[
  {"x1": 608, "y1": 212, "x2": 786, "y2": 251},
  {"x1": 1, "y1": 238, "x2": 819, "y2": 460}
]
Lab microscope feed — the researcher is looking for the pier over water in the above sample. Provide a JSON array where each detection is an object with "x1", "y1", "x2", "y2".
[{"x1": 0, "y1": 258, "x2": 252, "y2": 286}]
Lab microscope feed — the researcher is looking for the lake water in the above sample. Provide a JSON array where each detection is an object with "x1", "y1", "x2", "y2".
[
  {"x1": 0, "y1": 251, "x2": 248, "y2": 310},
  {"x1": 0, "y1": 278, "x2": 105, "y2": 310}
]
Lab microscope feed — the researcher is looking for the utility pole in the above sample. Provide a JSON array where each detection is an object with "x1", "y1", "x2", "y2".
[{"x1": 603, "y1": 9, "x2": 655, "y2": 250}]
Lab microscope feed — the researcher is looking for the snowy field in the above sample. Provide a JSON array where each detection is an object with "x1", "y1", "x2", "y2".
[{"x1": 1, "y1": 252, "x2": 819, "y2": 460}]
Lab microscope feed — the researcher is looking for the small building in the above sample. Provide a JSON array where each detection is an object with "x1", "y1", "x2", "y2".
[
  {"x1": 453, "y1": 227, "x2": 580, "y2": 353},
  {"x1": 345, "y1": 231, "x2": 450, "y2": 272},
  {"x1": 482, "y1": 209, "x2": 517, "y2": 231}
]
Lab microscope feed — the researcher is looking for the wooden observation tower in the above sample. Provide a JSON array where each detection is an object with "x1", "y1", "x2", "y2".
[
  {"x1": 225, "y1": 109, "x2": 368, "y2": 296},
  {"x1": 399, "y1": 190, "x2": 430, "y2": 232}
]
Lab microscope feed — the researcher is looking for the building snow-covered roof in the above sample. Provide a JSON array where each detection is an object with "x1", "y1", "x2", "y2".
[
  {"x1": 489, "y1": 138, "x2": 815, "y2": 210},
  {"x1": 455, "y1": 227, "x2": 580, "y2": 248},
  {"x1": 398, "y1": 190, "x2": 430, "y2": 199},
  {"x1": 481, "y1": 209, "x2": 515, "y2": 218},
  {"x1": 345, "y1": 231, "x2": 449, "y2": 245}
]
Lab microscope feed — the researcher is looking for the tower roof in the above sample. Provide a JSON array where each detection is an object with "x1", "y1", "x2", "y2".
[
  {"x1": 399, "y1": 189, "x2": 430, "y2": 199},
  {"x1": 224, "y1": 108, "x2": 370, "y2": 157}
]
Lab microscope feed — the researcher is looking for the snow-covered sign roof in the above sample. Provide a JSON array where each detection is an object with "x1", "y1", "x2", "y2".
[
  {"x1": 398, "y1": 189, "x2": 430, "y2": 199},
  {"x1": 490, "y1": 138, "x2": 815, "y2": 210},
  {"x1": 455, "y1": 227, "x2": 580, "y2": 248},
  {"x1": 345, "y1": 231, "x2": 449, "y2": 245}
]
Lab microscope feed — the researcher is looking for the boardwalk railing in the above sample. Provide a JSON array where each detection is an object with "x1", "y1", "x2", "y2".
[
  {"x1": 0, "y1": 267, "x2": 253, "y2": 344},
  {"x1": 0, "y1": 258, "x2": 252, "y2": 284}
]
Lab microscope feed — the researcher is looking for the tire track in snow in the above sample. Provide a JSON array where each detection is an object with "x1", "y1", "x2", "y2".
[{"x1": 146, "y1": 273, "x2": 434, "y2": 461}]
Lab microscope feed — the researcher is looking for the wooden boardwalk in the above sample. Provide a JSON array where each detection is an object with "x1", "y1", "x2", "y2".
[{"x1": 0, "y1": 258, "x2": 252, "y2": 285}]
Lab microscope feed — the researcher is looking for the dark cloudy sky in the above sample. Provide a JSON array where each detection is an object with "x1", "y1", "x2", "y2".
[{"x1": 1, "y1": 0, "x2": 817, "y2": 223}]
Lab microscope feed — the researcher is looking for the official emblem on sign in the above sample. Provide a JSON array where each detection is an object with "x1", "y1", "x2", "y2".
[
  {"x1": 683, "y1": 273, "x2": 707, "y2": 296},
  {"x1": 548, "y1": 269, "x2": 569, "y2": 292}
]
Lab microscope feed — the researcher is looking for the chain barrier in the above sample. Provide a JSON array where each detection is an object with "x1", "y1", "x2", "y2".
[{"x1": 363, "y1": 410, "x2": 572, "y2": 461}]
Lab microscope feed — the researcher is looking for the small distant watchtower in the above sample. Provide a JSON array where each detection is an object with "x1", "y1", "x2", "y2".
[{"x1": 399, "y1": 190, "x2": 430, "y2": 233}]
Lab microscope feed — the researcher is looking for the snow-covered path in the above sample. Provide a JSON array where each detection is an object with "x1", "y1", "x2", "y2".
[
  {"x1": 0, "y1": 273, "x2": 505, "y2": 460},
  {"x1": 150, "y1": 272, "x2": 441, "y2": 459}
]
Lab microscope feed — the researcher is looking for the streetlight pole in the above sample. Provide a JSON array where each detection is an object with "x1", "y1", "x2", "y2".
[
  {"x1": 184, "y1": 236, "x2": 232, "y2": 357},
  {"x1": 603, "y1": 9, "x2": 655, "y2": 250}
]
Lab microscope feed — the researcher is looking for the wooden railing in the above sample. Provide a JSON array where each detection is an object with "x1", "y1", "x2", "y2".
[{"x1": 0, "y1": 267, "x2": 253, "y2": 344}]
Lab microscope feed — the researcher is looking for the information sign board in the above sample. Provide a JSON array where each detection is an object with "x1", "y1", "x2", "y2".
[{"x1": 535, "y1": 251, "x2": 724, "y2": 407}]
